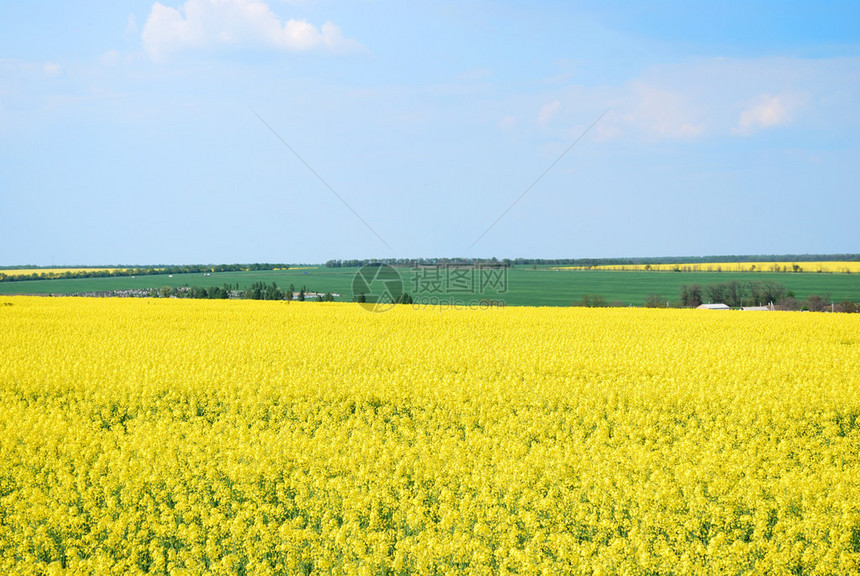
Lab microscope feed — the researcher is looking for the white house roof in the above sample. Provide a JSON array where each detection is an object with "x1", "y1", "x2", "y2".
[{"x1": 697, "y1": 303, "x2": 730, "y2": 310}]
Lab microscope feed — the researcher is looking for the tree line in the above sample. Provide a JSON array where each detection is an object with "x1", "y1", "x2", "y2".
[
  {"x1": 326, "y1": 254, "x2": 860, "y2": 269},
  {"x1": 678, "y1": 279, "x2": 858, "y2": 311},
  {"x1": 678, "y1": 280, "x2": 789, "y2": 308},
  {"x1": 325, "y1": 258, "x2": 510, "y2": 268},
  {"x1": 572, "y1": 280, "x2": 857, "y2": 312},
  {"x1": 148, "y1": 282, "x2": 337, "y2": 302},
  {"x1": 0, "y1": 264, "x2": 291, "y2": 283}
]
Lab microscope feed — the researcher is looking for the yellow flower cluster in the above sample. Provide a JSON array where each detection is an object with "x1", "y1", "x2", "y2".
[
  {"x1": 554, "y1": 261, "x2": 860, "y2": 273},
  {"x1": 1, "y1": 297, "x2": 858, "y2": 575}
]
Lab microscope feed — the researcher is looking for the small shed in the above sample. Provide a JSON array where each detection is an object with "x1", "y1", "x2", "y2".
[{"x1": 697, "y1": 303, "x2": 730, "y2": 310}]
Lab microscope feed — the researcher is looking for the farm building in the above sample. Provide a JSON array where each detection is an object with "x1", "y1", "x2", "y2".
[{"x1": 697, "y1": 303, "x2": 730, "y2": 310}]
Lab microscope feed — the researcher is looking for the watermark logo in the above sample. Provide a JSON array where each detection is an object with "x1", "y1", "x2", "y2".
[
  {"x1": 352, "y1": 264, "x2": 404, "y2": 313},
  {"x1": 351, "y1": 263, "x2": 509, "y2": 312},
  {"x1": 411, "y1": 263, "x2": 508, "y2": 307}
]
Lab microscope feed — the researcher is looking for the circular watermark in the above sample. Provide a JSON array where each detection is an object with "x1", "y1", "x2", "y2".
[{"x1": 352, "y1": 264, "x2": 404, "y2": 313}]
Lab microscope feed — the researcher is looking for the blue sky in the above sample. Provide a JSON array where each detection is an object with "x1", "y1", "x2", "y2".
[{"x1": 1, "y1": 1, "x2": 858, "y2": 265}]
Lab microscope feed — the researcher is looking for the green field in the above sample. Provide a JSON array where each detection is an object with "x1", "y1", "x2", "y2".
[
  {"x1": 506, "y1": 268, "x2": 860, "y2": 306},
  {"x1": 1, "y1": 266, "x2": 858, "y2": 306},
  {"x1": 0, "y1": 269, "x2": 353, "y2": 298}
]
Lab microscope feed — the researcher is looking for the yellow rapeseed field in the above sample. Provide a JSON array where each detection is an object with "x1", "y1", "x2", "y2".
[
  {"x1": 554, "y1": 262, "x2": 860, "y2": 273},
  {"x1": 1, "y1": 297, "x2": 859, "y2": 575},
  {"x1": 0, "y1": 268, "x2": 127, "y2": 278}
]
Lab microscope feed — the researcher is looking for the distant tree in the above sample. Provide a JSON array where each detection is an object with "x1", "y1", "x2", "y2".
[
  {"x1": 706, "y1": 283, "x2": 725, "y2": 304},
  {"x1": 264, "y1": 282, "x2": 283, "y2": 300},
  {"x1": 242, "y1": 281, "x2": 284, "y2": 300},
  {"x1": 836, "y1": 300, "x2": 857, "y2": 313},
  {"x1": 397, "y1": 292, "x2": 413, "y2": 305},
  {"x1": 643, "y1": 294, "x2": 665, "y2": 308},
  {"x1": 747, "y1": 280, "x2": 787, "y2": 306},
  {"x1": 575, "y1": 294, "x2": 607, "y2": 307},
  {"x1": 775, "y1": 297, "x2": 800, "y2": 311},
  {"x1": 679, "y1": 284, "x2": 703, "y2": 307},
  {"x1": 804, "y1": 294, "x2": 828, "y2": 312},
  {"x1": 723, "y1": 280, "x2": 744, "y2": 307},
  {"x1": 244, "y1": 282, "x2": 263, "y2": 300},
  {"x1": 190, "y1": 286, "x2": 207, "y2": 299},
  {"x1": 208, "y1": 286, "x2": 227, "y2": 299}
]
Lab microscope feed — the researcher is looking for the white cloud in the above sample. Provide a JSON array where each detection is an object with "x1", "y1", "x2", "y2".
[
  {"x1": 526, "y1": 78, "x2": 710, "y2": 144},
  {"x1": 593, "y1": 119, "x2": 621, "y2": 142},
  {"x1": 576, "y1": 58, "x2": 852, "y2": 142},
  {"x1": 99, "y1": 50, "x2": 122, "y2": 67},
  {"x1": 43, "y1": 62, "x2": 61, "y2": 76},
  {"x1": 142, "y1": 0, "x2": 360, "y2": 60},
  {"x1": 126, "y1": 14, "x2": 139, "y2": 35},
  {"x1": 627, "y1": 82, "x2": 705, "y2": 140},
  {"x1": 734, "y1": 94, "x2": 792, "y2": 135},
  {"x1": 499, "y1": 115, "x2": 516, "y2": 129},
  {"x1": 456, "y1": 67, "x2": 493, "y2": 81},
  {"x1": 537, "y1": 100, "x2": 561, "y2": 127}
]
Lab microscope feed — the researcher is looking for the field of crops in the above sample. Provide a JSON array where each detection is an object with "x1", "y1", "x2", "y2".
[
  {"x1": 555, "y1": 262, "x2": 860, "y2": 273},
  {"x1": 0, "y1": 268, "x2": 129, "y2": 278},
  {"x1": 1, "y1": 297, "x2": 859, "y2": 575},
  {"x1": 2, "y1": 267, "x2": 859, "y2": 307}
]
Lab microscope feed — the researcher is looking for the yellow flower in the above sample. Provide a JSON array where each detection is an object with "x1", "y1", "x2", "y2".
[{"x1": 0, "y1": 297, "x2": 858, "y2": 574}]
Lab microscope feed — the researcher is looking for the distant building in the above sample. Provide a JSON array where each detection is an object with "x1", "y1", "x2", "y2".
[
  {"x1": 742, "y1": 304, "x2": 774, "y2": 311},
  {"x1": 697, "y1": 303, "x2": 730, "y2": 310}
]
